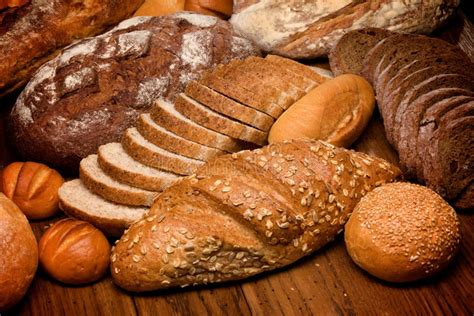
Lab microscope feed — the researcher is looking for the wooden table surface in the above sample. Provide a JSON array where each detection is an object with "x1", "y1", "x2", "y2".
[{"x1": 1, "y1": 93, "x2": 473, "y2": 316}]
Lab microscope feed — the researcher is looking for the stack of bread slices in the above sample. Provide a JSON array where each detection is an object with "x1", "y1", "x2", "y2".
[{"x1": 59, "y1": 55, "x2": 329, "y2": 236}]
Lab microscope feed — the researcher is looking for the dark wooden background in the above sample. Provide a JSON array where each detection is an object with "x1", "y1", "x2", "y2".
[{"x1": 1, "y1": 10, "x2": 473, "y2": 316}]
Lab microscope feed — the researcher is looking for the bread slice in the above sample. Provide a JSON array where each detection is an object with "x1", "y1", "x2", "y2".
[
  {"x1": 265, "y1": 55, "x2": 326, "y2": 85},
  {"x1": 97, "y1": 142, "x2": 179, "y2": 192},
  {"x1": 174, "y1": 94, "x2": 268, "y2": 145},
  {"x1": 329, "y1": 28, "x2": 393, "y2": 76},
  {"x1": 150, "y1": 99, "x2": 246, "y2": 152},
  {"x1": 198, "y1": 69, "x2": 284, "y2": 118},
  {"x1": 185, "y1": 80, "x2": 274, "y2": 131},
  {"x1": 80, "y1": 154, "x2": 158, "y2": 206},
  {"x1": 122, "y1": 127, "x2": 205, "y2": 175},
  {"x1": 59, "y1": 179, "x2": 148, "y2": 237},
  {"x1": 137, "y1": 113, "x2": 224, "y2": 161}
]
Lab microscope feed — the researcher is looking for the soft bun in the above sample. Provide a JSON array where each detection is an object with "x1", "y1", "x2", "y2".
[
  {"x1": 344, "y1": 182, "x2": 461, "y2": 283},
  {"x1": 1, "y1": 162, "x2": 64, "y2": 220},
  {"x1": 38, "y1": 218, "x2": 111, "y2": 285},
  {"x1": 0, "y1": 193, "x2": 38, "y2": 311}
]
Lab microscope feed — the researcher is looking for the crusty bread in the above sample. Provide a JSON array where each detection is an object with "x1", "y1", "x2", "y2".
[
  {"x1": 137, "y1": 113, "x2": 224, "y2": 161},
  {"x1": 97, "y1": 142, "x2": 179, "y2": 192},
  {"x1": 345, "y1": 183, "x2": 461, "y2": 283},
  {"x1": 122, "y1": 127, "x2": 204, "y2": 176},
  {"x1": 59, "y1": 179, "x2": 148, "y2": 237},
  {"x1": 110, "y1": 140, "x2": 401, "y2": 292},
  {"x1": 80, "y1": 154, "x2": 158, "y2": 207},
  {"x1": 150, "y1": 99, "x2": 246, "y2": 152},
  {"x1": 184, "y1": 81, "x2": 274, "y2": 131},
  {"x1": 174, "y1": 94, "x2": 268, "y2": 145}
]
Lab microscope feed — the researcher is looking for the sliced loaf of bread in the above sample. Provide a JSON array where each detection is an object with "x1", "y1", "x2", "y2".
[
  {"x1": 151, "y1": 99, "x2": 247, "y2": 152},
  {"x1": 122, "y1": 127, "x2": 204, "y2": 175},
  {"x1": 174, "y1": 94, "x2": 268, "y2": 146},
  {"x1": 59, "y1": 179, "x2": 148, "y2": 237},
  {"x1": 265, "y1": 54, "x2": 326, "y2": 85},
  {"x1": 137, "y1": 113, "x2": 224, "y2": 161},
  {"x1": 80, "y1": 154, "x2": 158, "y2": 207},
  {"x1": 184, "y1": 81, "x2": 274, "y2": 131},
  {"x1": 98, "y1": 143, "x2": 179, "y2": 192}
]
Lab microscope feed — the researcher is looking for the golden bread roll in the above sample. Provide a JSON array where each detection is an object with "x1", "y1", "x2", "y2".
[
  {"x1": 39, "y1": 218, "x2": 111, "y2": 285},
  {"x1": 345, "y1": 182, "x2": 461, "y2": 283},
  {"x1": 1, "y1": 162, "x2": 64, "y2": 220},
  {"x1": 134, "y1": 0, "x2": 185, "y2": 17},
  {"x1": 185, "y1": 0, "x2": 233, "y2": 18},
  {"x1": 268, "y1": 74, "x2": 375, "y2": 147},
  {"x1": 0, "y1": 193, "x2": 38, "y2": 311}
]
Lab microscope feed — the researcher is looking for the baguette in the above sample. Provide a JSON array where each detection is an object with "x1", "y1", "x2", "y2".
[{"x1": 111, "y1": 139, "x2": 401, "y2": 292}]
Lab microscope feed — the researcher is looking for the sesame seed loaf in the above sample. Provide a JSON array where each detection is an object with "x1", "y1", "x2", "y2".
[
  {"x1": 122, "y1": 127, "x2": 204, "y2": 176},
  {"x1": 184, "y1": 81, "x2": 275, "y2": 131},
  {"x1": 137, "y1": 113, "x2": 225, "y2": 161},
  {"x1": 97, "y1": 142, "x2": 179, "y2": 192},
  {"x1": 80, "y1": 154, "x2": 158, "y2": 207},
  {"x1": 110, "y1": 139, "x2": 401, "y2": 292},
  {"x1": 329, "y1": 28, "x2": 393, "y2": 76},
  {"x1": 174, "y1": 94, "x2": 268, "y2": 146},
  {"x1": 59, "y1": 179, "x2": 148, "y2": 237},
  {"x1": 151, "y1": 99, "x2": 246, "y2": 152}
]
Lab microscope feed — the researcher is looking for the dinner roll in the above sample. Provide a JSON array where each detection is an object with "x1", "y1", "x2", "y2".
[{"x1": 344, "y1": 182, "x2": 461, "y2": 283}]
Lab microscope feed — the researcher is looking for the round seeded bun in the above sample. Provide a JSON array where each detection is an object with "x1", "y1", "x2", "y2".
[{"x1": 344, "y1": 182, "x2": 461, "y2": 283}]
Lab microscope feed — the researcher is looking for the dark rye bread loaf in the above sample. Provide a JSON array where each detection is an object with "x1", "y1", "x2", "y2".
[
  {"x1": 0, "y1": 0, "x2": 144, "y2": 97},
  {"x1": 329, "y1": 28, "x2": 393, "y2": 76},
  {"x1": 9, "y1": 12, "x2": 260, "y2": 173}
]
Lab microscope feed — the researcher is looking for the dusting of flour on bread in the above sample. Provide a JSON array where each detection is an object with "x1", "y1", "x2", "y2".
[
  {"x1": 117, "y1": 31, "x2": 152, "y2": 57},
  {"x1": 174, "y1": 12, "x2": 217, "y2": 28},
  {"x1": 135, "y1": 77, "x2": 171, "y2": 107},
  {"x1": 112, "y1": 16, "x2": 153, "y2": 32},
  {"x1": 180, "y1": 30, "x2": 212, "y2": 69}
]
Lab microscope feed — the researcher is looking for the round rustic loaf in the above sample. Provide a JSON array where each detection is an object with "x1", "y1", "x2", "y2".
[
  {"x1": 230, "y1": 0, "x2": 458, "y2": 58},
  {"x1": 9, "y1": 12, "x2": 259, "y2": 173},
  {"x1": 345, "y1": 182, "x2": 461, "y2": 283},
  {"x1": 0, "y1": 193, "x2": 38, "y2": 311}
]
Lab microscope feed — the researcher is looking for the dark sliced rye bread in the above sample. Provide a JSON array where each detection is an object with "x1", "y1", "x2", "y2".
[
  {"x1": 398, "y1": 88, "x2": 474, "y2": 178},
  {"x1": 150, "y1": 99, "x2": 247, "y2": 152},
  {"x1": 394, "y1": 73, "x2": 474, "y2": 146},
  {"x1": 97, "y1": 142, "x2": 179, "y2": 192},
  {"x1": 184, "y1": 81, "x2": 274, "y2": 131},
  {"x1": 417, "y1": 96, "x2": 474, "y2": 179},
  {"x1": 174, "y1": 94, "x2": 268, "y2": 145},
  {"x1": 59, "y1": 179, "x2": 148, "y2": 237},
  {"x1": 264, "y1": 55, "x2": 326, "y2": 85},
  {"x1": 426, "y1": 115, "x2": 474, "y2": 206},
  {"x1": 137, "y1": 113, "x2": 224, "y2": 161},
  {"x1": 198, "y1": 68, "x2": 284, "y2": 118},
  {"x1": 329, "y1": 28, "x2": 393, "y2": 76},
  {"x1": 122, "y1": 127, "x2": 205, "y2": 176},
  {"x1": 80, "y1": 154, "x2": 158, "y2": 207},
  {"x1": 217, "y1": 59, "x2": 295, "y2": 110}
]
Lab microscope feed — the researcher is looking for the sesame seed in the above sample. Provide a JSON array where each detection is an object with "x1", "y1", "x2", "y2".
[
  {"x1": 133, "y1": 255, "x2": 141, "y2": 263},
  {"x1": 236, "y1": 252, "x2": 245, "y2": 259},
  {"x1": 166, "y1": 246, "x2": 175, "y2": 254},
  {"x1": 222, "y1": 186, "x2": 231, "y2": 193},
  {"x1": 162, "y1": 254, "x2": 169, "y2": 264}
]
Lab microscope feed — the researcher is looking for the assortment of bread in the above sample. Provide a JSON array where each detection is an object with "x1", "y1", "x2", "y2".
[{"x1": 0, "y1": 0, "x2": 470, "y2": 311}]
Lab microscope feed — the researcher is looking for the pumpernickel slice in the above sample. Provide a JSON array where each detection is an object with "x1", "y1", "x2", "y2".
[
  {"x1": 329, "y1": 28, "x2": 393, "y2": 76},
  {"x1": 418, "y1": 96, "x2": 474, "y2": 179},
  {"x1": 398, "y1": 88, "x2": 474, "y2": 178}
]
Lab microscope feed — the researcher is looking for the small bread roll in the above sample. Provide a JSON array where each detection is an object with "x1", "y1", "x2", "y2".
[
  {"x1": 268, "y1": 74, "x2": 375, "y2": 148},
  {"x1": 345, "y1": 182, "x2": 461, "y2": 283},
  {"x1": 39, "y1": 218, "x2": 111, "y2": 285},
  {"x1": 134, "y1": 0, "x2": 185, "y2": 17},
  {"x1": 0, "y1": 193, "x2": 38, "y2": 311},
  {"x1": 1, "y1": 162, "x2": 64, "y2": 220}
]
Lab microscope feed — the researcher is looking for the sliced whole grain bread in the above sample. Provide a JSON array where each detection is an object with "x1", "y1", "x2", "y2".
[
  {"x1": 329, "y1": 28, "x2": 393, "y2": 76},
  {"x1": 137, "y1": 113, "x2": 224, "y2": 161},
  {"x1": 417, "y1": 96, "x2": 474, "y2": 178},
  {"x1": 122, "y1": 127, "x2": 205, "y2": 175},
  {"x1": 59, "y1": 179, "x2": 148, "y2": 237},
  {"x1": 150, "y1": 99, "x2": 247, "y2": 152},
  {"x1": 184, "y1": 80, "x2": 274, "y2": 131},
  {"x1": 265, "y1": 55, "x2": 326, "y2": 85},
  {"x1": 199, "y1": 68, "x2": 284, "y2": 118},
  {"x1": 426, "y1": 115, "x2": 474, "y2": 202},
  {"x1": 174, "y1": 94, "x2": 268, "y2": 145},
  {"x1": 80, "y1": 154, "x2": 158, "y2": 206},
  {"x1": 97, "y1": 142, "x2": 179, "y2": 191}
]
